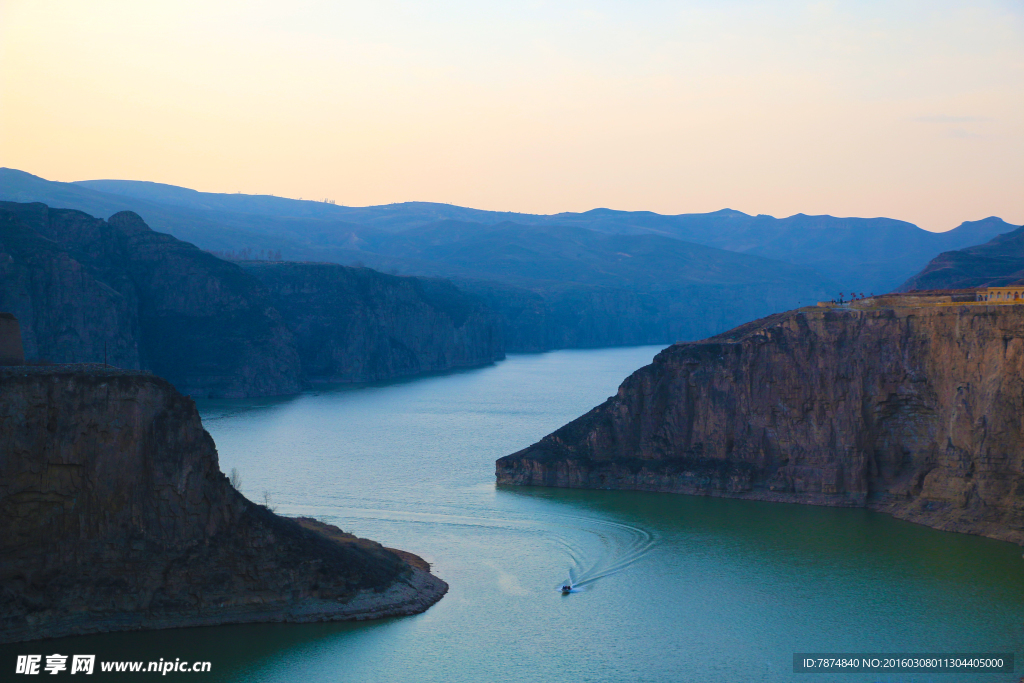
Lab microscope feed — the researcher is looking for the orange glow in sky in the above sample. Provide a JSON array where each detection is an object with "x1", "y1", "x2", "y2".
[{"x1": 1, "y1": 0, "x2": 1022, "y2": 230}]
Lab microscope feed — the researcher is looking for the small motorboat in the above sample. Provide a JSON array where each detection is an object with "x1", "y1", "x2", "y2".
[{"x1": 560, "y1": 584, "x2": 572, "y2": 593}]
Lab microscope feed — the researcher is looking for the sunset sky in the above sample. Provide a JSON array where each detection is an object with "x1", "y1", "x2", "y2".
[{"x1": 2, "y1": 0, "x2": 1022, "y2": 230}]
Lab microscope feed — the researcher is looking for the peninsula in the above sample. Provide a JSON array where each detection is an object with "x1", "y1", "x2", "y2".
[
  {"x1": 0, "y1": 360, "x2": 447, "y2": 643},
  {"x1": 497, "y1": 293, "x2": 1024, "y2": 545}
]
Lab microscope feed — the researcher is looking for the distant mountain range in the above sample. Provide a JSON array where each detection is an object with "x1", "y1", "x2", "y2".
[
  {"x1": 2, "y1": 167, "x2": 1019, "y2": 350},
  {"x1": 899, "y1": 224, "x2": 1024, "y2": 291},
  {"x1": 54, "y1": 172, "x2": 1022, "y2": 291}
]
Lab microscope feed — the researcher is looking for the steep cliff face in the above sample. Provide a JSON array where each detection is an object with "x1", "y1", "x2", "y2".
[
  {"x1": 242, "y1": 261, "x2": 503, "y2": 383},
  {"x1": 100, "y1": 211, "x2": 303, "y2": 398},
  {"x1": 0, "y1": 201, "x2": 508, "y2": 395},
  {"x1": 0, "y1": 202, "x2": 302, "y2": 397},
  {"x1": 0, "y1": 366, "x2": 446, "y2": 643},
  {"x1": 0, "y1": 313, "x2": 25, "y2": 365},
  {"x1": 497, "y1": 303, "x2": 1024, "y2": 544},
  {"x1": 0, "y1": 205, "x2": 142, "y2": 368}
]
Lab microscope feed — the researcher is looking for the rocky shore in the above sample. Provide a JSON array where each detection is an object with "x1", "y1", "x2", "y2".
[
  {"x1": 497, "y1": 298, "x2": 1024, "y2": 545},
  {"x1": 0, "y1": 366, "x2": 446, "y2": 644}
]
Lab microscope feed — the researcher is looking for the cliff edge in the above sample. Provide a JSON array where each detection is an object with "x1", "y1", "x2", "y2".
[
  {"x1": 497, "y1": 301, "x2": 1024, "y2": 544},
  {"x1": 0, "y1": 366, "x2": 446, "y2": 644}
]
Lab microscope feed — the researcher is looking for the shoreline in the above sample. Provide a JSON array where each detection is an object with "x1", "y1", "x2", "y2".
[
  {"x1": 496, "y1": 475, "x2": 1024, "y2": 547},
  {"x1": 1, "y1": 524, "x2": 448, "y2": 645},
  {"x1": 0, "y1": 566, "x2": 447, "y2": 644},
  {"x1": 496, "y1": 304, "x2": 1024, "y2": 550},
  {"x1": 0, "y1": 368, "x2": 448, "y2": 645}
]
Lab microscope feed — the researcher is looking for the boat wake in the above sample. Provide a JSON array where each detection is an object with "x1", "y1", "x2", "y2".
[
  {"x1": 553, "y1": 514, "x2": 657, "y2": 592},
  {"x1": 283, "y1": 499, "x2": 658, "y2": 594}
]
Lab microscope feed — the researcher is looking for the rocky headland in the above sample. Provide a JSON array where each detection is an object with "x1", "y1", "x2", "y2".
[
  {"x1": 497, "y1": 297, "x2": 1024, "y2": 545},
  {"x1": 0, "y1": 365, "x2": 447, "y2": 643}
]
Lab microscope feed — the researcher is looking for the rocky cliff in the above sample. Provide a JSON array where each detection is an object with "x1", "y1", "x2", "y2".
[
  {"x1": 242, "y1": 262, "x2": 503, "y2": 383},
  {"x1": 497, "y1": 301, "x2": 1024, "y2": 544},
  {"x1": 0, "y1": 201, "x2": 302, "y2": 397},
  {"x1": 0, "y1": 366, "x2": 446, "y2": 643},
  {"x1": 0, "y1": 204, "x2": 143, "y2": 369},
  {"x1": 0, "y1": 201, "x2": 506, "y2": 396},
  {"x1": 0, "y1": 313, "x2": 24, "y2": 365}
]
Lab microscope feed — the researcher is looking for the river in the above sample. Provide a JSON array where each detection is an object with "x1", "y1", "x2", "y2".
[{"x1": 7, "y1": 346, "x2": 1023, "y2": 681}]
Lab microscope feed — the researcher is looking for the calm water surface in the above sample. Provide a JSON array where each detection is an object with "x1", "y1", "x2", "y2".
[{"x1": 7, "y1": 347, "x2": 1023, "y2": 682}]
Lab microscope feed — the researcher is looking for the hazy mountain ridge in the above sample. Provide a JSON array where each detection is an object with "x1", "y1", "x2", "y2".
[
  {"x1": 365, "y1": 219, "x2": 834, "y2": 289},
  {"x1": 7, "y1": 169, "x2": 1016, "y2": 295},
  {"x1": 4, "y1": 168, "x2": 1018, "y2": 353},
  {"x1": 3, "y1": 169, "x2": 846, "y2": 351},
  {"x1": 542, "y1": 209, "x2": 1017, "y2": 293},
  {"x1": 898, "y1": 223, "x2": 1024, "y2": 291},
  {"x1": 77, "y1": 177, "x2": 534, "y2": 228}
]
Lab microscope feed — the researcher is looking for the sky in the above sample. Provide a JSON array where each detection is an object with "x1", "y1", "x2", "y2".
[{"x1": 1, "y1": 0, "x2": 1022, "y2": 230}]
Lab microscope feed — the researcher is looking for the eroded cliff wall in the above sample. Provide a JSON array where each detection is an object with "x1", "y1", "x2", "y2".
[
  {"x1": 0, "y1": 202, "x2": 302, "y2": 397},
  {"x1": 0, "y1": 201, "x2": 506, "y2": 396},
  {"x1": 0, "y1": 366, "x2": 446, "y2": 643},
  {"x1": 243, "y1": 262, "x2": 504, "y2": 383},
  {"x1": 497, "y1": 304, "x2": 1024, "y2": 544},
  {"x1": 0, "y1": 313, "x2": 25, "y2": 365},
  {"x1": 0, "y1": 204, "x2": 142, "y2": 369}
]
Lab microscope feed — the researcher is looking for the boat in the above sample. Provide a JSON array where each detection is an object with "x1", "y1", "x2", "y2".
[{"x1": 561, "y1": 584, "x2": 572, "y2": 593}]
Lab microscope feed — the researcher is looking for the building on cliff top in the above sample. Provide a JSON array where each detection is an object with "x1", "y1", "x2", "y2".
[
  {"x1": 0, "y1": 313, "x2": 25, "y2": 366},
  {"x1": 976, "y1": 286, "x2": 1024, "y2": 303},
  {"x1": 813, "y1": 289, "x2": 1024, "y2": 310}
]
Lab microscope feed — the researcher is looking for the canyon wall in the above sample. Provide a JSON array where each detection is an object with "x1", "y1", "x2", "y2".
[
  {"x1": 0, "y1": 201, "x2": 301, "y2": 397},
  {"x1": 0, "y1": 201, "x2": 505, "y2": 396},
  {"x1": 0, "y1": 203, "x2": 143, "y2": 369},
  {"x1": 243, "y1": 262, "x2": 504, "y2": 383},
  {"x1": 0, "y1": 313, "x2": 25, "y2": 365},
  {"x1": 497, "y1": 302, "x2": 1024, "y2": 544},
  {"x1": 0, "y1": 366, "x2": 446, "y2": 643}
]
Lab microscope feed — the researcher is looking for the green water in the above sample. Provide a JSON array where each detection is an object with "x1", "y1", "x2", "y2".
[{"x1": 4, "y1": 347, "x2": 1022, "y2": 682}]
